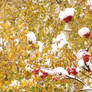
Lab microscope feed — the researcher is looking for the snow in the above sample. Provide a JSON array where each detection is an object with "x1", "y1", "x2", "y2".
[
  {"x1": 58, "y1": 40, "x2": 68, "y2": 48},
  {"x1": 76, "y1": 67, "x2": 81, "y2": 72},
  {"x1": 10, "y1": 80, "x2": 20, "y2": 87},
  {"x1": 52, "y1": 32, "x2": 68, "y2": 49},
  {"x1": 54, "y1": 67, "x2": 68, "y2": 76},
  {"x1": 78, "y1": 27, "x2": 90, "y2": 37},
  {"x1": 59, "y1": 8, "x2": 75, "y2": 20},
  {"x1": 87, "y1": 0, "x2": 92, "y2": 6},
  {"x1": 40, "y1": 67, "x2": 68, "y2": 76},
  {"x1": 87, "y1": 0, "x2": 92, "y2": 10},
  {"x1": 38, "y1": 41, "x2": 44, "y2": 52},
  {"x1": 78, "y1": 59, "x2": 85, "y2": 67},
  {"x1": 51, "y1": 43, "x2": 58, "y2": 54},
  {"x1": 53, "y1": 33, "x2": 67, "y2": 42},
  {"x1": 26, "y1": 32, "x2": 36, "y2": 44},
  {"x1": 44, "y1": 59, "x2": 51, "y2": 66},
  {"x1": 76, "y1": 49, "x2": 88, "y2": 59}
]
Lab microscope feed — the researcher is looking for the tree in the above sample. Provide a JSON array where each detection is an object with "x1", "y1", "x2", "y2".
[{"x1": 0, "y1": 0, "x2": 92, "y2": 91}]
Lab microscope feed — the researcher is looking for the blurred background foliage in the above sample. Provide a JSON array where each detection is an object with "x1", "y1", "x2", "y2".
[{"x1": 0, "y1": 0, "x2": 92, "y2": 91}]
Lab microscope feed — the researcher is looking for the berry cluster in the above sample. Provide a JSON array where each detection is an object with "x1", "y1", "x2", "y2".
[
  {"x1": 68, "y1": 67, "x2": 78, "y2": 75},
  {"x1": 83, "y1": 54, "x2": 90, "y2": 63},
  {"x1": 32, "y1": 68, "x2": 48, "y2": 79}
]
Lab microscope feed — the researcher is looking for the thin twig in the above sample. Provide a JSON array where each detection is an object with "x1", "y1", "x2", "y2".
[
  {"x1": 84, "y1": 62, "x2": 91, "y2": 72},
  {"x1": 86, "y1": 43, "x2": 92, "y2": 52},
  {"x1": 66, "y1": 75, "x2": 85, "y2": 85}
]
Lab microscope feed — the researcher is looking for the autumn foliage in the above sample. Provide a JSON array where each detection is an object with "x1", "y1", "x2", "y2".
[{"x1": 0, "y1": 0, "x2": 92, "y2": 92}]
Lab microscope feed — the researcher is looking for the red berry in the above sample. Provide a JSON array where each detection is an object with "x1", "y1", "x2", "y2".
[
  {"x1": 68, "y1": 67, "x2": 78, "y2": 75},
  {"x1": 71, "y1": 67, "x2": 78, "y2": 75},
  {"x1": 52, "y1": 76, "x2": 59, "y2": 81},
  {"x1": 83, "y1": 32, "x2": 90, "y2": 38},
  {"x1": 40, "y1": 75, "x2": 44, "y2": 79},
  {"x1": 83, "y1": 54, "x2": 90, "y2": 62},
  {"x1": 68, "y1": 67, "x2": 72, "y2": 75},
  {"x1": 63, "y1": 16, "x2": 73, "y2": 23},
  {"x1": 32, "y1": 68, "x2": 40, "y2": 74},
  {"x1": 40, "y1": 72, "x2": 48, "y2": 79},
  {"x1": 40, "y1": 74, "x2": 46, "y2": 79},
  {"x1": 42, "y1": 72, "x2": 48, "y2": 76}
]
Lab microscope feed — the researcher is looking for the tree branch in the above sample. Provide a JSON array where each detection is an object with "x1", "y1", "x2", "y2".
[
  {"x1": 86, "y1": 43, "x2": 92, "y2": 52},
  {"x1": 66, "y1": 75, "x2": 85, "y2": 85}
]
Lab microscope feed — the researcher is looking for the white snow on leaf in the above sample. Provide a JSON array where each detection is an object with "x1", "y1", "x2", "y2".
[
  {"x1": 87, "y1": 0, "x2": 92, "y2": 6},
  {"x1": 53, "y1": 33, "x2": 67, "y2": 42},
  {"x1": 40, "y1": 67, "x2": 68, "y2": 76},
  {"x1": 10, "y1": 80, "x2": 20, "y2": 87},
  {"x1": 78, "y1": 59, "x2": 85, "y2": 67},
  {"x1": 58, "y1": 40, "x2": 68, "y2": 48},
  {"x1": 54, "y1": 67, "x2": 68, "y2": 76},
  {"x1": 76, "y1": 49, "x2": 88, "y2": 59},
  {"x1": 51, "y1": 43, "x2": 58, "y2": 54},
  {"x1": 59, "y1": 8, "x2": 75, "y2": 20},
  {"x1": 65, "y1": 8, "x2": 75, "y2": 16},
  {"x1": 76, "y1": 67, "x2": 81, "y2": 72},
  {"x1": 52, "y1": 32, "x2": 69, "y2": 49},
  {"x1": 78, "y1": 27, "x2": 90, "y2": 37},
  {"x1": 26, "y1": 32, "x2": 36, "y2": 44},
  {"x1": 68, "y1": 0, "x2": 71, "y2": 4},
  {"x1": 38, "y1": 41, "x2": 44, "y2": 52},
  {"x1": 44, "y1": 59, "x2": 51, "y2": 66},
  {"x1": 87, "y1": 0, "x2": 92, "y2": 10}
]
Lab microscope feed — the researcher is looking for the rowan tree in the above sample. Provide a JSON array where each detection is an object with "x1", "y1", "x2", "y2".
[{"x1": 0, "y1": 0, "x2": 92, "y2": 92}]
